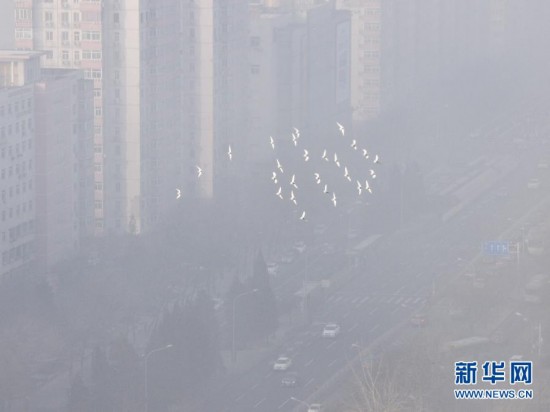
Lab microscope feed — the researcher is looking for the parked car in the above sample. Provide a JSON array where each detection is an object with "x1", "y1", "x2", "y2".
[
  {"x1": 281, "y1": 372, "x2": 300, "y2": 387},
  {"x1": 322, "y1": 323, "x2": 341, "y2": 338},
  {"x1": 527, "y1": 178, "x2": 540, "y2": 189},
  {"x1": 314, "y1": 224, "x2": 327, "y2": 236},
  {"x1": 293, "y1": 241, "x2": 307, "y2": 254},
  {"x1": 273, "y1": 356, "x2": 292, "y2": 371},
  {"x1": 280, "y1": 251, "x2": 295, "y2": 264},
  {"x1": 410, "y1": 314, "x2": 427, "y2": 327},
  {"x1": 267, "y1": 262, "x2": 279, "y2": 276}
]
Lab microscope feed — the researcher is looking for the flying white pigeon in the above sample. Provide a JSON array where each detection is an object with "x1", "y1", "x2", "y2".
[
  {"x1": 271, "y1": 171, "x2": 278, "y2": 184},
  {"x1": 373, "y1": 154, "x2": 381, "y2": 164},
  {"x1": 344, "y1": 166, "x2": 351, "y2": 181},
  {"x1": 196, "y1": 166, "x2": 203, "y2": 178},
  {"x1": 303, "y1": 149, "x2": 309, "y2": 162},
  {"x1": 299, "y1": 210, "x2": 307, "y2": 221},
  {"x1": 356, "y1": 180, "x2": 362, "y2": 195},
  {"x1": 369, "y1": 169, "x2": 377, "y2": 179},
  {"x1": 365, "y1": 179, "x2": 373, "y2": 194},
  {"x1": 290, "y1": 174, "x2": 298, "y2": 189},
  {"x1": 293, "y1": 127, "x2": 300, "y2": 138},
  {"x1": 331, "y1": 192, "x2": 337, "y2": 207},
  {"x1": 322, "y1": 149, "x2": 329, "y2": 161},
  {"x1": 290, "y1": 190, "x2": 297, "y2": 205},
  {"x1": 276, "y1": 159, "x2": 284, "y2": 173},
  {"x1": 276, "y1": 186, "x2": 283, "y2": 199},
  {"x1": 351, "y1": 140, "x2": 357, "y2": 150},
  {"x1": 269, "y1": 136, "x2": 275, "y2": 150},
  {"x1": 334, "y1": 153, "x2": 340, "y2": 168},
  {"x1": 323, "y1": 184, "x2": 329, "y2": 194},
  {"x1": 176, "y1": 188, "x2": 182, "y2": 199},
  {"x1": 362, "y1": 149, "x2": 369, "y2": 159},
  {"x1": 336, "y1": 122, "x2": 345, "y2": 136},
  {"x1": 314, "y1": 172, "x2": 321, "y2": 184},
  {"x1": 227, "y1": 145, "x2": 232, "y2": 161},
  {"x1": 292, "y1": 132, "x2": 298, "y2": 147}
]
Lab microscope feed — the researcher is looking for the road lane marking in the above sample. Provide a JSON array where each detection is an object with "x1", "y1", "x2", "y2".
[
  {"x1": 348, "y1": 323, "x2": 358, "y2": 332},
  {"x1": 278, "y1": 398, "x2": 292, "y2": 409},
  {"x1": 326, "y1": 340, "x2": 338, "y2": 349},
  {"x1": 235, "y1": 393, "x2": 246, "y2": 402},
  {"x1": 251, "y1": 383, "x2": 259, "y2": 390},
  {"x1": 359, "y1": 296, "x2": 370, "y2": 305},
  {"x1": 328, "y1": 359, "x2": 338, "y2": 367},
  {"x1": 305, "y1": 358, "x2": 314, "y2": 367},
  {"x1": 391, "y1": 305, "x2": 401, "y2": 313},
  {"x1": 394, "y1": 296, "x2": 404, "y2": 305},
  {"x1": 253, "y1": 398, "x2": 266, "y2": 408},
  {"x1": 370, "y1": 324, "x2": 379, "y2": 333},
  {"x1": 351, "y1": 297, "x2": 361, "y2": 304},
  {"x1": 264, "y1": 372, "x2": 272, "y2": 379},
  {"x1": 305, "y1": 377, "x2": 315, "y2": 387},
  {"x1": 413, "y1": 297, "x2": 422, "y2": 304},
  {"x1": 334, "y1": 296, "x2": 343, "y2": 304}
]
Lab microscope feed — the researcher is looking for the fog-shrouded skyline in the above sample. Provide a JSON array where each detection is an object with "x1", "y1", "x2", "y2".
[{"x1": 2, "y1": 0, "x2": 550, "y2": 411}]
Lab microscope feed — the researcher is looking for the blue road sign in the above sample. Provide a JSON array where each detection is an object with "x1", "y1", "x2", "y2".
[{"x1": 483, "y1": 241, "x2": 510, "y2": 256}]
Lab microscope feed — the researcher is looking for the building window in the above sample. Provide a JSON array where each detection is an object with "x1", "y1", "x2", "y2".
[
  {"x1": 114, "y1": 13, "x2": 119, "y2": 23},
  {"x1": 44, "y1": 11, "x2": 53, "y2": 22},
  {"x1": 250, "y1": 36, "x2": 260, "y2": 47},
  {"x1": 62, "y1": 31, "x2": 69, "y2": 41},
  {"x1": 62, "y1": 50, "x2": 69, "y2": 60}
]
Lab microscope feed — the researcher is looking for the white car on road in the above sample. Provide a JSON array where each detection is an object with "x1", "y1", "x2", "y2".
[
  {"x1": 273, "y1": 356, "x2": 292, "y2": 371},
  {"x1": 322, "y1": 323, "x2": 341, "y2": 338}
]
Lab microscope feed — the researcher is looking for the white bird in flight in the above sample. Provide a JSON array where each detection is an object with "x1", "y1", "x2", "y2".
[
  {"x1": 334, "y1": 153, "x2": 340, "y2": 168},
  {"x1": 322, "y1": 149, "x2": 329, "y2": 161},
  {"x1": 269, "y1": 136, "x2": 275, "y2": 150},
  {"x1": 356, "y1": 180, "x2": 362, "y2": 195},
  {"x1": 351, "y1": 140, "x2": 357, "y2": 150},
  {"x1": 290, "y1": 174, "x2": 298, "y2": 189},
  {"x1": 299, "y1": 210, "x2": 307, "y2": 221},
  {"x1": 314, "y1": 172, "x2": 321, "y2": 184},
  {"x1": 336, "y1": 122, "x2": 345, "y2": 136},
  {"x1": 323, "y1": 184, "x2": 329, "y2": 194},
  {"x1": 227, "y1": 145, "x2": 232, "y2": 161},
  {"x1": 344, "y1": 166, "x2": 351, "y2": 181},
  {"x1": 293, "y1": 127, "x2": 300, "y2": 139},
  {"x1": 290, "y1": 190, "x2": 297, "y2": 205},
  {"x1": 276, "y1": 159, "x2": 284, "y2": 173},
  {"x1": 303, "y1": 149, "x2": 309, "y2": 162},
  {"x1": 369, "y1": 169, "x2": 377, "y2": 179},
  {"x1": 176, "y1": 188, "x2": 182, "y2": 199},
  {"x1": 331, "y1": 192, "x2": 337, "y2": 207},
  {"x1": 362, "y1": 149, "x2": 369, "y2": 159},
  {"x1": 196, "y1": 166, "x2": 203, "y2": 178},
  {"x1": 271, "y1": 171, "x2": 278, "y2": 184},
  {"x1": 276, "y1": 186, "x2": 283, "y2": 199},
  {"x1": 373, "y1": 154, "x2": 381, "y2": 164},
  {"x1": 365, "y1": 179, "x2": 373, "y2": 194},
  {"x1": 291, "y1": 132, "x2": 298, "y2": 147}
]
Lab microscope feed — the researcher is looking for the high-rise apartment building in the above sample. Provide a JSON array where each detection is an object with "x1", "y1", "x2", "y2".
[
  {"x1": 179, "y1": 0, "x2": 250, "y2": 199},
  {"x1": 0, "y1": 51, "x2": 40, "y2": 278},
  {"x1": 0, "y1": 51, "x2": 93, "y2": 278},
  {"x1": 13, "y1": 0, "x2": 105, "y2": 235}
]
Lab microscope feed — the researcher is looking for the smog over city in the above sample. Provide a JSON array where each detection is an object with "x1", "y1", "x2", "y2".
[{"x1": 1, "y1": 1, "x2": 550, "y2": 411}]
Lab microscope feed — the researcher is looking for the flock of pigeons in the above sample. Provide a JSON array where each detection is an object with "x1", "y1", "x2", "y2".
[
  {"x1": 176, "y1": 122, "x2": 382, "y2": 224},
  {"x1": 267, "y1": 122, "x2": 381, "y2": 222}
]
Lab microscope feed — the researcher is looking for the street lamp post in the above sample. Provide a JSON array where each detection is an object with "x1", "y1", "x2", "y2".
[
  {"x1": 232, "y1": 289, "x2": 259, "y2": 362},
  {"x1": 144, "y1": 344, "x2": 173, "y2": 412}
]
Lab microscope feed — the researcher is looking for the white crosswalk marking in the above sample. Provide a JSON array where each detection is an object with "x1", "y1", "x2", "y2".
[
  {"x1": 351, "y1": 297, "x2": 361, "y2": 304},
  {"x1": 359, "y1": 296, "x2": 370, "y2": 305}
]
